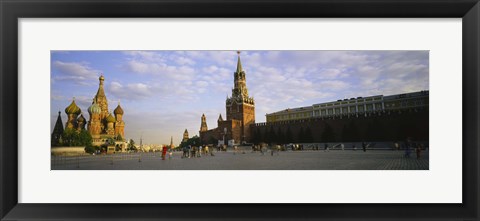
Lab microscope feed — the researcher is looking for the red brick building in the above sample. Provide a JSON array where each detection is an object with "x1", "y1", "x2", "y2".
[{"x1": 200, "y1": 52, "x2": 255, "y2": 145}]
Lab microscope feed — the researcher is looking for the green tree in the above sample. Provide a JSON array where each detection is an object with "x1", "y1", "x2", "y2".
[
  {"x1": 180, "y1": 135, "x2": 201, "y2": 148},
  {"x1": 61, "y1": 128, "x2": 92, "y2": 147},
  {"x1": 128, "y1": 139, "x2": 136, "y2": 151},
  {"x1": 78, "y1": 129, "x2": 93, "y2": 146},
  {"x1": 116, "y1": 134, "x2": 124, "y2": 141}
]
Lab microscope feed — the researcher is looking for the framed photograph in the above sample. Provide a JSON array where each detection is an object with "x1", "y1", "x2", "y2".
[{"x1": 1, "y1": 0, "x2": 479, "y2": 220}]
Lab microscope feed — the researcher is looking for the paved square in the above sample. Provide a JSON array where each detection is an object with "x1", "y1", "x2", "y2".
[{"x1": 51, "y1": 149, "x2": 428, "y2": 170}]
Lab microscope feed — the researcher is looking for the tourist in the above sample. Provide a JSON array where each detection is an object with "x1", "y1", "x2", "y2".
[
  {"x1": 394, "y1": 141, "x2": 400, "y2": 151},
  {"x1": 205, "y1": 145, "x2": 209, "y2": 155},
  {"x1": 198, "y1": 146, "x2": 202, "y2": 157},
  {"x1": 191, "y1": 146, "x2": 196, "y2": 158},
  {"x1": 187, "y1": 145, "x2": 192, "y2": 158},
  {"x1": 182, "y1": 146, "x2": 187, "y2": 158},
  {"x1": 404, "y1": 138, "x2": 412, "y2": 158},
  {"x1": 168, "y1": 148, "x2": 173, "y2": 159},
  {"x1": 340, "y1": 143, "x2": 345, "y2": 151},
  {"x1": 161, "y1": 145, "x2": 168, "y2": 160},
  {"x1": 415, "y1": 143, "x2": 422, "y2": 159},
  {"x1": 362, "y1": 142, "x2": 367, "y2": 152},
  {"x1": 210, "y1": 145, "x2": 215, "y2": 156},
  {"x1": 324, "y1": 143, "x2": 328, "y2": 152}
]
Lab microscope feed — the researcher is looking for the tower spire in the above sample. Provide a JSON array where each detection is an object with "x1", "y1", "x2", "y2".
[
  {"x1": 236, "y1": 51, "x2": 243, "y2": 73},
  {"x1": 200, "y1": 114, "x2": 208, "y2": 132}
]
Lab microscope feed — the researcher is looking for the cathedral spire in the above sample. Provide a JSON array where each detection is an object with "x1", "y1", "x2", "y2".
[
  {"x1": 236, "y1": 51, "x2": 243, "y2": 73},
  {"x1": 200, "y1": 114, "x2": 208, "y2": 132},
  {"x1": 53, "y1": 111, "x2": 64, "y2": 134},
  {"x1": 51, "y1": 111, "x2": 64, "y2": 146},
  {"x1": 94, "y1": 74, "x2": 109, "y2": 118}
]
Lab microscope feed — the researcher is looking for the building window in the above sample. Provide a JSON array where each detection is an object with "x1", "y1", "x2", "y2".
[{"x1": 366, "y1": 104, "x2": 373, "y2": 111}]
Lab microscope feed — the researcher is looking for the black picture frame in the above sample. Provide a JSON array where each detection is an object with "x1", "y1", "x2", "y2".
[{"x1": 1, "y1": 0, "x2": 479, "y2": 220}]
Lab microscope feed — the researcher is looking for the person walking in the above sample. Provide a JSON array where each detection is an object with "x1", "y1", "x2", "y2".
[
  {"x1": 415, "y1": 143, "x2": 422, "y2": 159},
  {"x1": 161, "y1": 145, "x2": 168, "y2": 160},
  {"x1": 404, "y1": 138, "x2": 412, "y2": 158},
  {"x1": 182, "y1": 146, "x2": 187, "y2": 158},
  {"x1": 340, "y1": 143, "x2": 345, "y2": 151},
  {"x1": 192, "y1": 146, "x2": 197, "y2": 158},
  {"x1": 362, "y1": 142, "x2": 367, "y2": 152},
  {"x1": 394, "y1": 142, "x2": 400, "y2": 151}
]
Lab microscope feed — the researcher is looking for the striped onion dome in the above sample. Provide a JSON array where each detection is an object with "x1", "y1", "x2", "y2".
[
  {"x1": 106, "y1": 112, "x2": 116, "y2": 123},
  {"x1": 114, "y1": 103, "x2": 124, "y2": 115},
  {"x1": 88, "y1": 99, "x2": 101, "y2": 115},
  {"x1": 65, "y1": 99, "x2": 81, "y2": 115}
]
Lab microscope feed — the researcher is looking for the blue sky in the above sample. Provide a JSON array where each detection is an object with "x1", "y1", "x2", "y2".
[{"x1": 51, "y1": 50, "x2": 429, "y2": 145}]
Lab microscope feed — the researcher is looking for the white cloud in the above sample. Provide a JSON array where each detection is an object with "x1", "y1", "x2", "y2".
[
  {"x1": 109, "y1": 81, "x2": 153, "y2": 100},
  {"x1": 52, "y1": 61, "x2": 100, "y2": 85}
]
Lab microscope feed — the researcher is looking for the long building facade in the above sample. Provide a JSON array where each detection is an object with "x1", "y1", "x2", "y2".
[{"x1": 266, "y1": 91, "x2": 429, "y2": 123}]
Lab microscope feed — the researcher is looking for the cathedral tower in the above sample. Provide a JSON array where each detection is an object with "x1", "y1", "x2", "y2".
[
  {"x1": 114, "y1": 102, "x2": 125, "y2": 139},
  {"x1": 77, "y1": 114, "x2": 86, "y2": 131},
  {"x1": 94, "y1": 75, "x2": 109, "y2": 121},
  {"x1": 87, "y1": 99, "x2": 102, "y2": 139},
  {"x1": 51, "y1": 111, "x2": 64, "y2": 146},
  {"x1": 200, "y1": 113, "x2": 208, "y2": 132},
  {"x1": 182, "y1": 129, "x2": 189, "y2": 142},
  {"x1": 65, "y1": 98, "x2": 81, "y2": 129},
  {"x1": 225, "y1": 51, "x2": 255, "y2": 142},
  {"x1": 106, "y1": 112, "x2": 116, "y2": 135}
]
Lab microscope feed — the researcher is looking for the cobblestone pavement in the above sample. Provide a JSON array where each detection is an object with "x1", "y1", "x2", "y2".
[{"x1": 52, "y1": 149, "x2": 428, "y2": 170}]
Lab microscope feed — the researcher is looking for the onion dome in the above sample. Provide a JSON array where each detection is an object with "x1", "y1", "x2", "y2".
[
  {"x1": 114, "y1": 103, "x2": 124, "y2": 115},
  {"x1": 65, "y1": 98, "x2": 81, "y2": 115},
  {"x1": 106, "y1": 112, "x2": 116, "y2": 123},
  {"x1": 99, "y1": 75, "x2": 105, "y2": 81},
  {"x1": 77, "y1": 114, "x2": 86, "y2": 122},
  {"x1": 88, "y1": 99, "x2": 101, "y2": 115}
]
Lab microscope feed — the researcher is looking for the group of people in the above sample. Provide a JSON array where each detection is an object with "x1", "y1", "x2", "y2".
[
  {"x1": 401, "y1": 138, "x2": 425, "y2": 159},
  {"x1": 181, "y1": 145, "x2": 213, "y2": 159}
]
